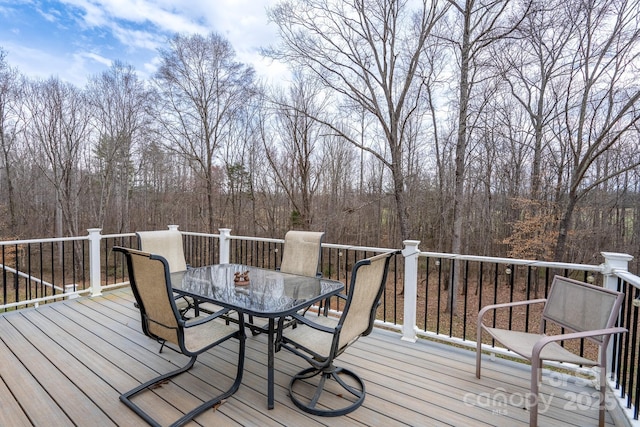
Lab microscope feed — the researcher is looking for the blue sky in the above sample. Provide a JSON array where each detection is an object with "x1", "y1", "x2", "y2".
[{"x1": 0, "y1": 0, "x2": 284, "y2": 84}]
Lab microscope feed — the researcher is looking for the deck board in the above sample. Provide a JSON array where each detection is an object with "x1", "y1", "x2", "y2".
[{"x1": 0, "y1": 288, "x2": 622, "y2": 427}]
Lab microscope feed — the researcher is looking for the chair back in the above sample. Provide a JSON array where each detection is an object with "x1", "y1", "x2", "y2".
[
  {"x1": 543, "y1": 276, "x2": 624, "y2": 345},
  {"x1": 337, "y1": 252, "x2": 394, "y2": 350},
  {"x1": 114, "y1": 246, "x2": 181, "y2": 346},
  {"x1": 279, "y1": 230, "x2": 324, "y2": 277},
  {"x1": 136, "y1": 230, "x2": 187, "y2": 273}
]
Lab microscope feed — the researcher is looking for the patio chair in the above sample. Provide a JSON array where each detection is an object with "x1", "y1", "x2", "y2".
[
  {"x1": 476, "y1": 275, "x2": 626, "y2": 427},
  {"x1": 136, "y1": 229, "x2": 196, "y2": 317},
  {"x1": 279, "y1": 230, "x2": 326, "y2": 314},
  {"x1": 136, "y1": 230, "x2": 188, "y2": 272},
  {"x1": 278, "y1": 230, "x2": 325, "y2": 277},
  {"x1": 275, "y1": 251, "x2": 395, "y2": 416},
  {"x1": 248, "y1": 230, "x2": 325, "y2": 334},
  {"x1": 113, "y1": 246, "x2": 245, "y2": 427}
]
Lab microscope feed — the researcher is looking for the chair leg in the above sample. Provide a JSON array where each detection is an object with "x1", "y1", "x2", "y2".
[
  {"x1": 476, "y1": 336, "x2": 482, "y2": 378},
  {"x1": 121, "y1": 333, "x2": 246, "y2": 427},
  {"x1": 120, "y1": 355, "x2": 198, "y2": 427},
  {"x1": 530, "y1": 361, "x2": 540, "y2": 427},
  {"x1": 476, "y1": 326, "x2": 483, "y2": 379},
  {"x1": 598, "y1": 362, "x2": 606, "y2": 427}
]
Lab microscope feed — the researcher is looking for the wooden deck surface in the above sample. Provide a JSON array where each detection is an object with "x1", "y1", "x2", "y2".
[{"x1": 0, "y1": 288, "x2": 625, "y2": 427}]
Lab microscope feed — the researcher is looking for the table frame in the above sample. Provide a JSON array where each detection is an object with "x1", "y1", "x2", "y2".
[{"x1": 172, "y1": 264, "x2": 344, "y2": 409}]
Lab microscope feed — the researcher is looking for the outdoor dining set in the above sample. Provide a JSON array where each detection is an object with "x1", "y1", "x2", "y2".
[
  {"x1": 113, "y1": 229, "x2": 626, "y2": 427},
  {"x1": 113, "y1": 229, "x2": 395, "y2": 426}
]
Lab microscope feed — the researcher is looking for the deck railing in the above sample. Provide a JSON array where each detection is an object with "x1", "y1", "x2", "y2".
[{"x1": 1, "y1": 227, "x2": 638, "y2": 422}]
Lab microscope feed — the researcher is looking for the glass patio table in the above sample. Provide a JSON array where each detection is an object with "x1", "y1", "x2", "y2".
[{"x1": 171, "y1": 264, "x2": 344, "y2": 409}]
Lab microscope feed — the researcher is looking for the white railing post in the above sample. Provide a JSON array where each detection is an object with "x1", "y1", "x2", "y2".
[
  {"x1": 219, "y1": 228, "x2": 232, "y2": 264},
  {"x1": 600, "y1": 251, "x2": 633, "y2": 377},
  {"x1": 88, "y1": 228, "x2": 103, "y2": 297},
  {"x1": 168, "y1": 224, "x2": 180, "y2": 231},
  {"x1": 600, "y1": 252, "x2": 633, "y2": 289},
  {"x1": 402, "y1": 240, "x2": 420, "y2": 342}
]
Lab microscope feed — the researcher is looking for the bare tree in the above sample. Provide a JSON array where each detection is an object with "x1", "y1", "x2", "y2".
[
  {"x1": 552, "y1": 0, "x2": 640, "y2": 260},
  {"x1": 266, "y1": 0, "x2": 449, "y2": 243},
  {"x1": 265, "y1": 72, "x2": 327, "y2": 230},
  {"x1": 22, "y1": 77, "x2": 91, "y2": 237},
  {"x1": 87, "y1": 61, "x2": 151, "y2": 232},
  {"x1": 221, "y1": 93, "x2": 264, "y2": 234},
  {"x1": 317, "y1": 132, "x2": 357, "y2": 240},
  {"x1": 441, "y1": 0, "x2": 529, "y2": 313},
  {"x1": 494, "y1": 0, "x2": 575, "y2": 202},
  {"x1": 0, "y1": 48, "x2": 21, "y2": 233},
  {"x1": 153, "y1": 32, "x2": 255, "y2": 233}
]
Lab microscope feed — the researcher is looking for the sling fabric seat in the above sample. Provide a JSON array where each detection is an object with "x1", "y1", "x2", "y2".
[
  {"x1": 476, "y1": 275, "x2": 626, "y2": 427},
  {"x1": 278, "y1": 230, "x2": 325, "y2": 277},
  {"x1": 113, "y1": 246, "x2": 245, "y2": 427},
  {"x1": 276, "y1": 251, "x2": 395, "y2": 416},
  {"x1": 279, "y1": 230, "x2": 326, "y2": 315},
  {"x1": 137, "y1": 229, "x2": 196, "y2": 317},
  {"x1": 136, "y1": 230, "x2": 187, "y2": 273}
]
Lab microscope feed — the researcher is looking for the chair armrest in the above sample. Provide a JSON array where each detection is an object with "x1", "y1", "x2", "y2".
[
  {"x1": 478, "y1": 298, "x2": 547, "y2": 324},
  {"x1": 532, "y1": 326, "x2": 628, "y2": 358},
  {"x1": 289, "y1": 312, "x2": 338, "y2": 334},
  {"x1": 182, "y1": 307, "x2": 233, "y2": 328}
]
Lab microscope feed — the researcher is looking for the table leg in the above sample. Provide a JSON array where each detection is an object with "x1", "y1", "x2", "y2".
[{"x1": 267, "y1": 317, "x2": 275, "y2": 409}]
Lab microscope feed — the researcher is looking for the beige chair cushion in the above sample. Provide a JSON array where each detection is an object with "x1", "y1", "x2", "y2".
[
  {"x1": 279, "y1": 231, "x2": 324, "y2": 277},
  {"x1": 137, "y1": 230, "x2": 188, "y2": 273}
]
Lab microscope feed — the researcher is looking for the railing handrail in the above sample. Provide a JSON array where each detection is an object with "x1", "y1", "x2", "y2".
[
  {"x1": 100, "y1": 232, "x2": 136, "y2": 239},
  {"x1": 0, "y1": 235, "x2": 88, "y2": 246},
  {"x1": 224, "y1": 232, "x2": 396, "y2": 253},
  {"x1": 419, "y1": 250, "x2": 604, "y2": 271},
  {"x1": 180, "y1": 231, "x2": 220, "y2": 239},
  {"x1": 615, "y1": 270, "x2": 640, "y2": 288}
]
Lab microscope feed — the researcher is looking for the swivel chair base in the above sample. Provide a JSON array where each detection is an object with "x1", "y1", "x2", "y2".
[{"x1": 289, "y1": 365, "x2": 365, "y2": 417}]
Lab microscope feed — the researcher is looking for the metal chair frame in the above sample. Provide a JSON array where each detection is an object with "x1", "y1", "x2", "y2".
[
  {"x1": 276, "y1": 251, "x2": 395, "y2": 416},
  {"x1": 476, "y1": 275, "x2": 626, "y2": 427},
  {"x1": 114, "y1": 246, "x2": 246, "y2": 427}
]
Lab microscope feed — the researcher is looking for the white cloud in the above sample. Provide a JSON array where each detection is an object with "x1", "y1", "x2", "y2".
[
  {"x1": 60, "y1": 0, "x2": 209, "y2": 33},
  {"x1": 62, "y1": 0, "x2": 279, "y2": 51},
  {"x1": 78, "y1": 51, "x2": 112, "y2": 67},
  {"x1": 60, "y1": 0, "x2": 111, "y2": 28},
  {"x1": 36, "y1": 7, "x2": 61, "y2": 23},
  {"x1": 2, "y1": 0, "x2": 286, "y2": 84},
  {"x1": 110, "y1": 25, "x2": 164, "y2": 50},
  {"x1": 1, "y1": 40, "x2": 102, "y2": 84}
]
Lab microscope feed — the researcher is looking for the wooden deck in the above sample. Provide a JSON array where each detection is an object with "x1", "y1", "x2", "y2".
[{"x1": 0, "y1": 288, "x2": 626, "y2": 427}]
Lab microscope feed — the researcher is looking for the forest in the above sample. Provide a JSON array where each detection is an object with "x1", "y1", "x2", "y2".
[{"x1": 1, "y1": 0, "x2": 639, "y2": 267}]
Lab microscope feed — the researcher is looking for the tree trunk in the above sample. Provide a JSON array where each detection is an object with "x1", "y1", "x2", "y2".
[
  {"x1": 554, "y1": 192, "x2": 577, "y2": 262},
  {"x1": 449, "y1": 3, "x2": 472, "y2": 315}
]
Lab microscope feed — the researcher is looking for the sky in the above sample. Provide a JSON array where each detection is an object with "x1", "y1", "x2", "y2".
[{"x1": 0, "y1": 0, "x2": 286, "y2": 85}]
